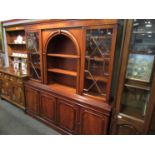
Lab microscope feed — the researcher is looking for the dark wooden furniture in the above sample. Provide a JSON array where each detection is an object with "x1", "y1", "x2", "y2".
[
  {"x1": 23, "y1": 19, "x2": 118, "y2": 135},
  {"x1": 111, "y1": 19, "x2": 155, "y2": 134},
  {"x1": 0, "y1": 68, "x2": 27, "y2": 109}
]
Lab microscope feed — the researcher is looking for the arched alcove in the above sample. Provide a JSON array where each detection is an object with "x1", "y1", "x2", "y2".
[{"x1": 45, "y1": 32, "x2": 80, "y2": 93}]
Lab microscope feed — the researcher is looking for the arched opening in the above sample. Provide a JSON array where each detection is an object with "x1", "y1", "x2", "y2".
[{"x1": 45, "y1": 33, "x2": 80, "y2": 93}]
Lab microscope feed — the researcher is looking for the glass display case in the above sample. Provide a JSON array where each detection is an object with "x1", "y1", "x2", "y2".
[
  {"x1": 112, "y1": 19, "x2": 155, "y2": 134},
  {"x1": 26, "y1": 31, "x2": 42, "y2": 82},
  {"x1": 83, "y1": 27, "x2": 116, "y2": 101},
  {"x1": 120, "y1": 20, "x2": 155, "y2": 120}
]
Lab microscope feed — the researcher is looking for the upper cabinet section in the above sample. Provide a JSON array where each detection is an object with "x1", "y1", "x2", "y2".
[{"x1": 83, "y1": 26, "x2": 117, "y2": 101}]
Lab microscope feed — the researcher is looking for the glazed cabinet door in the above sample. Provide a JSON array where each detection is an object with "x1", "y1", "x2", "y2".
[
  {"x1": 25, "y1": 87, "x2": 39, "y2": 114},
  {"x1": 79, "y1": 108, "x2": 109, "y2": 135},
  {"x1": 57, "y1": 99, "x2": 79, "y2": 134},
  {"x1": 39, "y1": 93, "x2": 56, "y2": 123},
  {"x1": 26, "y1": 30, "x2": 43, "y2": 82}
]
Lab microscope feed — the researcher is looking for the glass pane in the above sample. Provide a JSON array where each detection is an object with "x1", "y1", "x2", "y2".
[
  {"x1": 84, "y1": 28, "x2": 112, "y2": 99},
  {"x1": 120, "y1": 86, "x2": 150, "y2": 119},
  {"x1": 130, "y1": 19, "x2": 155, "y2": 54},
  {"x1": 27, "y1": 31, "x2": 41, "y2": 80},
  {"x1": 120, "y1": 19, "x2": 155, "y2": 120}
]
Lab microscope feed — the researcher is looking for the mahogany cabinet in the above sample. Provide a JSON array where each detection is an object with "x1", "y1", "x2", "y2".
[
  {"x1": 22, "y1": 20, "x2": 118, "y2": 135},
  {"x1": 111, "y1": 19, "x2": 155, "y2": 134},
  {"x1": 0, "y1": 68, "x2": 27, "y2": 109}
]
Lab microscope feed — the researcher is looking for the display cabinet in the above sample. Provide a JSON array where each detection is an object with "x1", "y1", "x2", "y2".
[
  {"x1": 26, "y1": 30, "x2": 43, "y2": 82},
  {"x1": 24, "y1": 20, "x2": 118, "y2": 135},
  {"x1": 111, "y1": 19, "x2": 155, "y2": 134}
]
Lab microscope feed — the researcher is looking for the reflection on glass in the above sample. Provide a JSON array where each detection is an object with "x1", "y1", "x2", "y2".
[
  {"x1": 84, "y1": 28, "x2": 112, "y2": 99},
  {"x1": 120, "y1": 19, "x2": 155, "y2": 120},
  {"x1": 27, "y1": 32, "x2": 40, "y2": 80},
  {"x1": 130, "y1": 19, "x2": 155, "y2": 54},
  {"x1": 120, "y1": 87, "x2": 150, "y2": 119}
]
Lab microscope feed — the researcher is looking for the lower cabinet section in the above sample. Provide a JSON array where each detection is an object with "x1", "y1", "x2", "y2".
[
  {"x1": 80, "y1": 109, "x2": 108, "y2": 135},
  {"x1": 24, "y1": 85, "x2": 110, "y2": 135}
]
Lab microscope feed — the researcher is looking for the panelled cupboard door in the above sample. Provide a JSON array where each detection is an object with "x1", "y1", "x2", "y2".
[
  {"x1": 40, "y1": 94, "x2": 56, "y2": 123},
  {"x1": 25, "y1": 87, "x2": 39, "y2": 114},
  {"x1": 79, "y1": 108, "x2": 108, "y2": 135},
  {"x1": 57, "y1": 99, "x2": 79, "y2": 134},
  {"x1": 111, "y1": 115, "x2": 143, "y2": 135}
]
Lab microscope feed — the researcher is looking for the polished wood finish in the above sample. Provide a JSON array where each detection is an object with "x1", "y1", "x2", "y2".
[
  {"x1": 25, "y1": 86, "x2": 39, "y2": 114},
  {"x1": 40, "y1": 94, "x2": 56, "y2": 123},
  {"x1": 57, "y1": 99, "x2": 79, "y2": 134},
  {"x1": 0, "y1": 68, "x2": 27, "y2": 109}
]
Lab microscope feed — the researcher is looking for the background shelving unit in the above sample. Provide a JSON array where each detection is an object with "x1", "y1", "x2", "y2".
[{"x1": 6, "y1": 26, "x2": 27, "y2": 69}]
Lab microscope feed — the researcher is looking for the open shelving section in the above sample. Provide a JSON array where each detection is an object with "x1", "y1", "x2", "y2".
[{"x1": 46, "y1": 32, "x2": 80, "y2": 93}]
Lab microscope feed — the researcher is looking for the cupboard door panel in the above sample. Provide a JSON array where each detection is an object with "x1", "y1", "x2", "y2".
[
  {"x1": 25, "y1": 87, "x2": 39, "y2": 114},
  {"x1": 115, "y1": 124, "x2": 138, "y2": 135},
  {"x1": 80, "y1": 109, "x2": 108, "y2": 135},
  {"x1": 57, "y1": 99, "x2": 78, "y2": 134},
  {"x1": 40, "y1": 94, "x2": 56, "y2": 123}
]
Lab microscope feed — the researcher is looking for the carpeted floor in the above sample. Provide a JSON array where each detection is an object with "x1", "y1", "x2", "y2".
[{"x1": 0, "y1": 98, "x2": 60, "y2": 135}]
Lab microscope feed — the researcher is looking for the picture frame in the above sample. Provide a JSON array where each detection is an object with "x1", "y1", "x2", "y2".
[{"x1": 126, "y1": 54, "x2": 154, "y2": 82}]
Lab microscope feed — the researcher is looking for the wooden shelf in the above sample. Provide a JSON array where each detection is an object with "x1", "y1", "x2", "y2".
[
  {"x1": 83, "y1": 92, "x2": 106, "y2": 101},
  {"x1": 48, "y1": 83, "x2": 76, "y2": 94},
  {"x1": 47, "y1": 53, "x2": 79, "y2": 59},
  {"x1": 85, "y1": 56, "x2": 110, "y2": 62},
  {"x1": 8, "y1": 43, "x2": 26, "y2": 46},
  {"x1": 86, "y1": 75, "x2": 108, "y2": 82},
  {"x1": 124, "y1": 82, "x2": 151, "y2": 91},
  {"x1": 48, "y1": 68, "x2": 77, "y2": 77},
  {"x1": 91, "y1": 36, "x2": 112, "y2": 39},
  {"x1": 9, "y1": 55, "x2": 28, "y2": 59},
  {"x1": 121, "y1": 105, "x2": 145, "y2": 120},
  {"x1": 132, "y1": 30, "x2": 155, "y2": 34}
]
